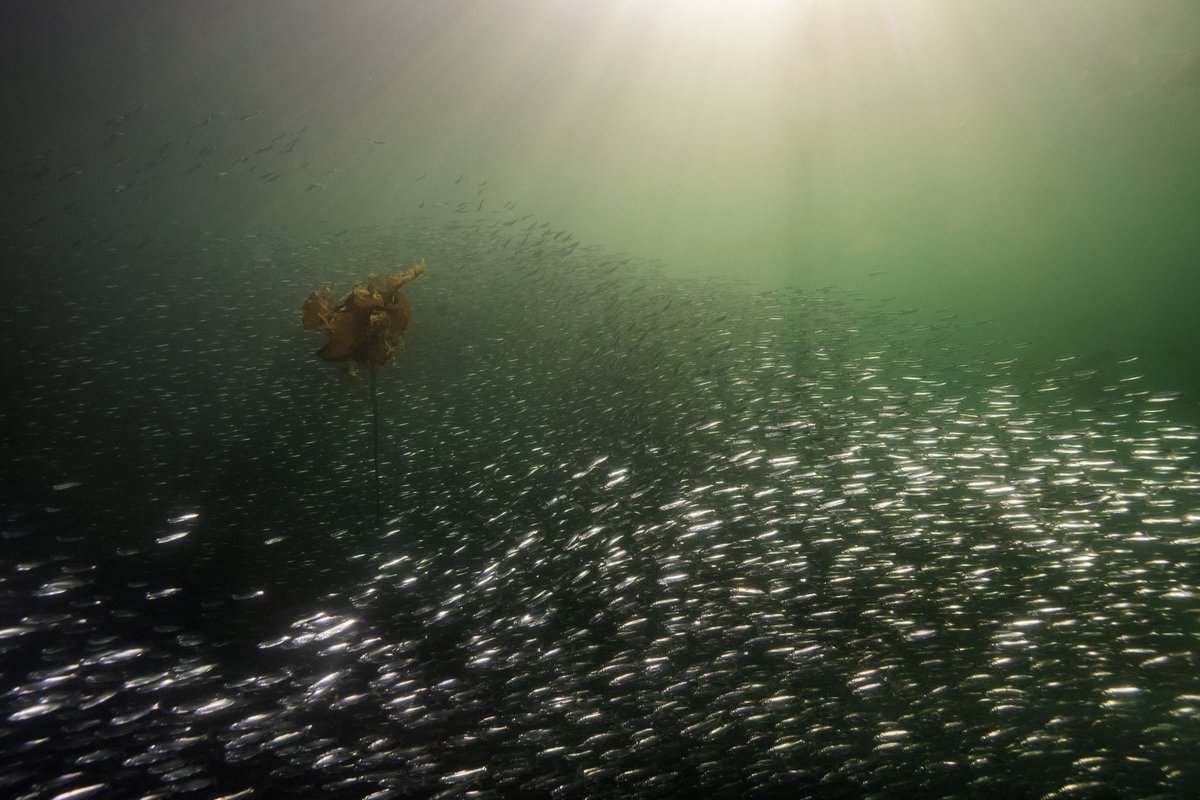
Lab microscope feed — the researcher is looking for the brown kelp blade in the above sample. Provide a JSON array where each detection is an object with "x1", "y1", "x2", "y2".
[{"x1": 302, "y1": 260, "x2": 425, "y2": 376}]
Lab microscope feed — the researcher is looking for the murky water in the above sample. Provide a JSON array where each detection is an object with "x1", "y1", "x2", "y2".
[
  {"x1": 4, "y1": 2, "x2": 1200, "y2": 797},
  {"x1": 3, "y1": 215, "x2": 1199, "y2": 798}
]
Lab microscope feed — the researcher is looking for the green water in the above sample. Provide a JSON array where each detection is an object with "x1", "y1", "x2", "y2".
[
  {"x1": 3, "y1": 4, "x2": 1200, "y2": 796},
  {"x1": 4, "y1": 0, "x2": 1199, "y2": 402}
]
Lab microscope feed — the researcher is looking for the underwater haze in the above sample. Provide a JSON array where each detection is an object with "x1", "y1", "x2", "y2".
[{"x1": 2, "y1": 1, "x2": 1200, "y2": 798}]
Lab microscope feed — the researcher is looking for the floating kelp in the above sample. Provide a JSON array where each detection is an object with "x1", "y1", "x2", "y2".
[
  {"x1": 303, "y1": 260, "x2": 426, "y2": 520},
  {"x1": 303, "y1": 260, "x2": 426, "y2": 381}
]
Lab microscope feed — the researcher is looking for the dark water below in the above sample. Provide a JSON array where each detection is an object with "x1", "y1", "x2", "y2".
[{"x1": 2, "y1": 218, "x2": 1199, "y2": 799}]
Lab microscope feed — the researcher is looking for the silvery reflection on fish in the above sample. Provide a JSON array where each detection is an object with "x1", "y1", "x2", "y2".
[{"x1": 2, "y1": 199, "x2": 1198, "y2": 797}]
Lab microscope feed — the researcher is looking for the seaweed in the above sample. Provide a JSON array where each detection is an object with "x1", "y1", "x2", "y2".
[{"x1": 303, "y1": 260, "x2": 426, "y2": 520}]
